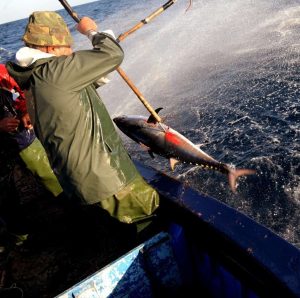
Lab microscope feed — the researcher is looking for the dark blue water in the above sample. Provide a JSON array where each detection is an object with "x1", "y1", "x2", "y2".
[{"x1": 1, "y1": 0, "x2": 299, "y2": 247}]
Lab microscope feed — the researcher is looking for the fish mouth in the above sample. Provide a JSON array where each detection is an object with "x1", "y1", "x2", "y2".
[
  {"x1": 113, "y1": 116, "x2": 132, "y2": 136},
  {"x1": 113, "y1": 116, "x2": 129, "y2": 130},
  {"x1": 113, "y1": 116, "x2": 124, "y2": 125}
]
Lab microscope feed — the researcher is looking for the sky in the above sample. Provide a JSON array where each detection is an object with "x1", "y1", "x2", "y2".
[{"x1": 0, "y1": 0, "x2": 96, "y2": 25}]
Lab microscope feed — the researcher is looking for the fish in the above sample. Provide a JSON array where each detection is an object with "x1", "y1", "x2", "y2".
[{"x1": 113, "y1": 109, "x2": 256, "y2": 192}]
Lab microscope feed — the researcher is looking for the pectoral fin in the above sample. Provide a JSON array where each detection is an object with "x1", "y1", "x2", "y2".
[{"x1": 170, "y1": 158, "x2": 180, "y2": 171}]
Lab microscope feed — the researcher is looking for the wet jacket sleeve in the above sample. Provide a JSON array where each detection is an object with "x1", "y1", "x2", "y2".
[{"x1": 37, "y1": 33, "x2": 124, "y2": 91}]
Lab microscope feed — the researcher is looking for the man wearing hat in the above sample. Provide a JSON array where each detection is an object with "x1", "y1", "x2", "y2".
[{"x1": 7, "y1": 12, "x2": 159, "y2": 229}]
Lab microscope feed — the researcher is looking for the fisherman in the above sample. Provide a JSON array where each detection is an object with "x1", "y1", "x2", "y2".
[
  {"x1": 0, "y1": 64, "x2": 63, "y2": 197},
  {"x1": 6, "y1": 11, "x2": 159, "y2": 230}
]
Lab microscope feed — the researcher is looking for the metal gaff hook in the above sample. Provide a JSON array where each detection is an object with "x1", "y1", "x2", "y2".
[{"x1": 185, "y1": 0, "x2": 193, "y2": 13}]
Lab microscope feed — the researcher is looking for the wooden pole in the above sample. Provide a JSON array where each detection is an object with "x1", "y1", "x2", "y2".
[
  {"x1": 116, "y1": 68, "x2": 161, "y2": 122},
  {"x1": 117, "y1": 0, "x2": 178, "y2": 42}
]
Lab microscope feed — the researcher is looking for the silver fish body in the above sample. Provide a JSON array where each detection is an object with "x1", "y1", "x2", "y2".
[{"x1": 113, "y1": 114, "x2": 255, "y2": 192}]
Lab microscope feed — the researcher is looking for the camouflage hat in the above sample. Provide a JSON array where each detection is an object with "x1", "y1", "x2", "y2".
[{"x1": 22, "y1": 11, "x2": 73, "y2": 47}]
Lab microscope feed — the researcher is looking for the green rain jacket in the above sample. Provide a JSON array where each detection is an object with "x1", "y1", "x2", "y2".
[{"x1": 7, "y1": 33, "x2": 159, "y2": 224}]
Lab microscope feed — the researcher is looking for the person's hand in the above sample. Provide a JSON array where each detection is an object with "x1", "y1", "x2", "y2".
[
  {"x1": 76, "y1": 17, "x2": 98, "y2": 35},
  {"x1": 21, "y1": 113, "x2": 33, "y2": 130},
  {"x1": 0, "y1": 117, "x2": 20, "y2": 133}
]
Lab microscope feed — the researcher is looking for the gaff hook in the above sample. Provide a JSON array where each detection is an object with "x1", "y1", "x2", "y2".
[{"x1": 185, "y1": 0, "x2": 193, "y2": 13}]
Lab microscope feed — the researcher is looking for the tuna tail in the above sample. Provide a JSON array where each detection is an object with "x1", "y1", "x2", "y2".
[{"x1": 228, "y1": 168, "x2": 256, "y2": 193}]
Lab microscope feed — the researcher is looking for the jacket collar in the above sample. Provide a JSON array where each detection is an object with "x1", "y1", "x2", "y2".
[
  {"x1": 15, "y1": 47, "x2": 54, "y2": 67},
  {"x1": 6, "y1": 47, "x2": 54, "y2": 90}
]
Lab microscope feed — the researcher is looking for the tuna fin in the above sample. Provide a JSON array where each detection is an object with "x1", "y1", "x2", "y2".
[
  {"x1": 228, "y1": 169, "x2": 256, "y2": 193},
  {"x1": 170, "y1": 158, "x2": 180, "y2": 171},
  {"x1": 139, "y1": 143, "x2": 150, "y2": 150},
  {"x1": 147, "y1": 107, "x2": 163, "y2": 124},
  {"x1": 139, "y1": 143, "x2": 155, "y2": 158},
  {"x1": 195, "y1": 140, "x2": 210, "y2": 148}
]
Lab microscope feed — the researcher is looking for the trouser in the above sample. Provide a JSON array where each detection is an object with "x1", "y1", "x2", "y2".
[
  {"x1": 19, "y1": 138, "x2": 63, "y2": 197},
  {"x1": 98, "y1": 175, "x2": 160, "y2": 231}
]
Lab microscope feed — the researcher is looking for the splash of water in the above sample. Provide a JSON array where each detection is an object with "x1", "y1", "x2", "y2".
[{"x1": 94, "y1": 0, "x2": 300, "y2": 246}]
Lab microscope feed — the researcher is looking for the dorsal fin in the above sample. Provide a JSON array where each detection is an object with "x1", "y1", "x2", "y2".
[{"x1": 147, "y1": 107, "x2": 163, "y2": 123}]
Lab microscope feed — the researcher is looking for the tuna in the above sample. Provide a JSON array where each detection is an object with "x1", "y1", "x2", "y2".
[{"x1": 113, "y1": 109, "x2": 255, "y2": 192}]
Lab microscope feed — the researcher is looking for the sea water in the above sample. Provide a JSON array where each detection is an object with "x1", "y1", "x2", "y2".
[{"x1": 0, "y1": 0, "x2": 299, "y2": 247}]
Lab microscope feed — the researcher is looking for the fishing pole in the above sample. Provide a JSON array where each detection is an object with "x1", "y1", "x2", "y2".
[
  {"x1": 58, "y1": 0, "x2": 162, "y2": 123},
  {"x1": 117, "y1": 0, "x2": 178, "y2": 42},
  {"x1": 58, "y1": 0, "x2": 80, "y2": 22},
  {"x1": 117, "y1": 0, "x2": 192, "y2": 42}
]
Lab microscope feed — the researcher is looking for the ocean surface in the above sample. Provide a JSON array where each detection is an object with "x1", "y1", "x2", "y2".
[{"x1": 0, "y1": 0, "x2": 299, "y2": 247}]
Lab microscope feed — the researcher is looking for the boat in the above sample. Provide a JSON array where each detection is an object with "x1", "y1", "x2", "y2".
[{"x1": 55, "y1": 160, "x2": 300, "y2": 298}]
